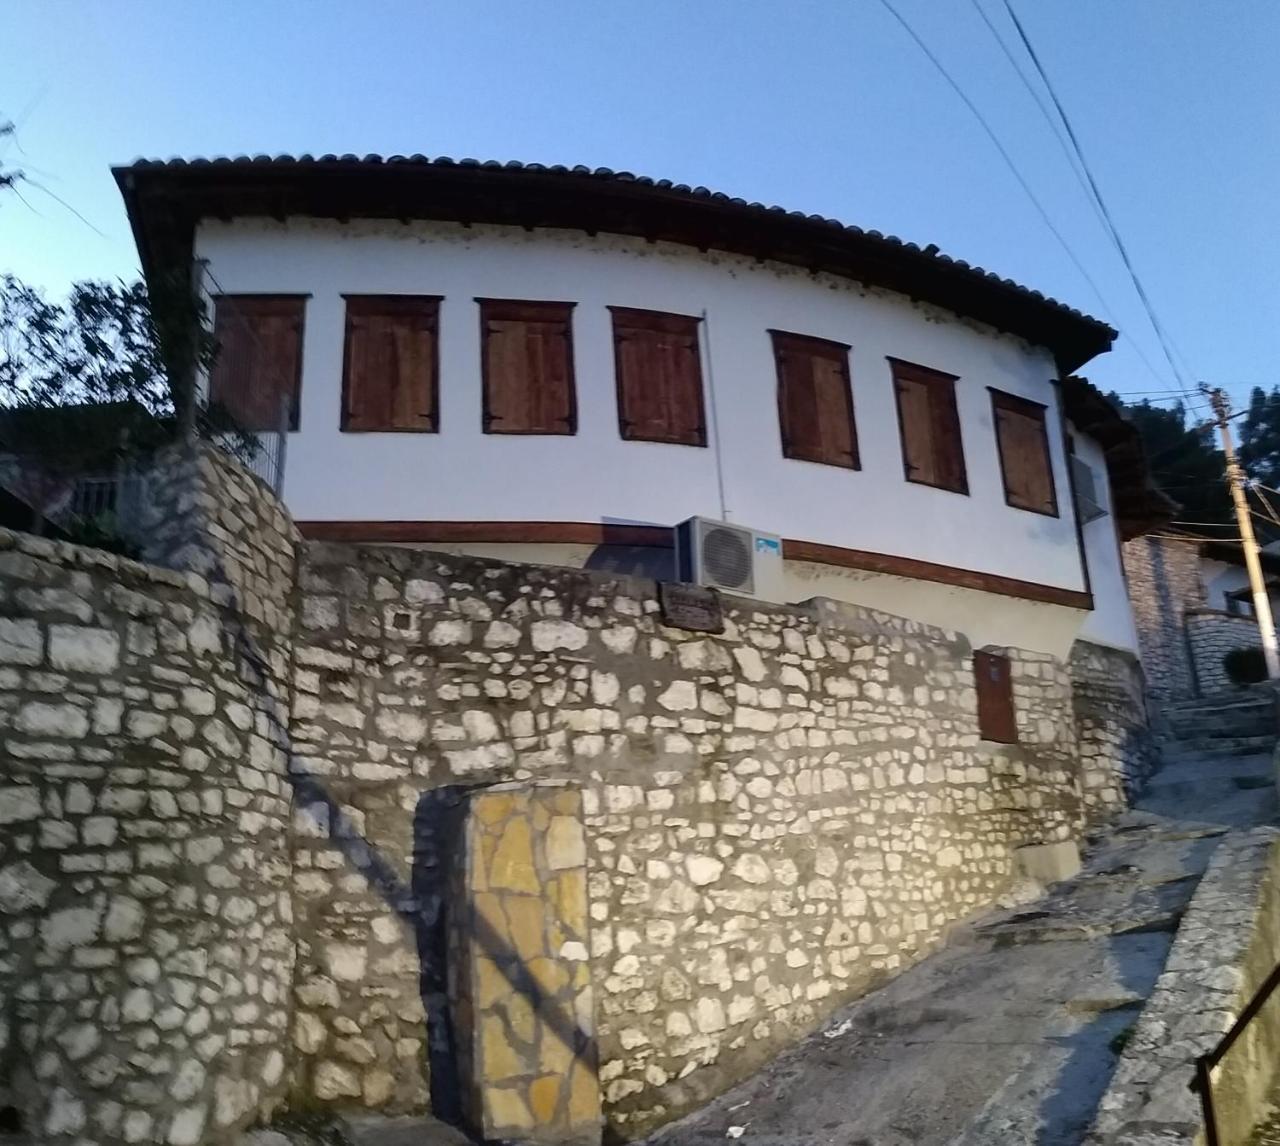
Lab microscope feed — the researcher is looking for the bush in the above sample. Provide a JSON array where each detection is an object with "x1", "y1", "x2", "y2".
[{"x1": 1223, "y1": 646, "x2": 1268, "y2": 685}]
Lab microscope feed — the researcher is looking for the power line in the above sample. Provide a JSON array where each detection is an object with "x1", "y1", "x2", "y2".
[
  {"x1": 874, "y1": 0, "x2": 1129, "y2": 352},
  {"x1": 999, "y1": 0, "x2": 1199, "y2": 406}
]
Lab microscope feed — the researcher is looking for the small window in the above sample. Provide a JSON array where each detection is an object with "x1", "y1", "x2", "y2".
[
  {"x1": 341, "y1": 296, "x2": 440, "y2": 433},
  {"x1": 992, "y1": 389, "x2": 1058, "y2": 516},
  {"x1": 1226, "y1": 589, "x2": 1255, "y2": 617},
  {"x1": 889, "y1": 358, "x2": 966, "y2": 493},
  {"x1": 974, "y1": 650, "x2": 1017, "y2": 743},
  {"x1": 771, "y1": 330, "x2": 860, "y2": 469},
  {"x1": 610, "y1": 307, "x2": 706, "y2": 446},
  {"x1": 210, "y1": 295, "x2": 306, "y2": 431},
  {"x1": 478, "y1": 299, "x2": 576, "y2": 435}
]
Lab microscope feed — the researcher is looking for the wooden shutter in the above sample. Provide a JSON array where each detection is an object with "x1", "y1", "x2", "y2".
[
  {"x1": 974, "y1": 650, "x2": 1017, "y2": 743},
  {"x1": 210, "y1": 296, "x2": 305, "y2": 431},
  {"x1": 478, "y1": 299, "x2": 576, "y2": 435},
  {"x1": 771, "y1": 330, "x2": 859, "y2": 469},
  {"x1": 992, "y1": 390, "x2": 1058, "y2": 516},
  {"x1": 610, "y1": 307, "x2": 706, "y2": 446},
  {"x1": 341, "y1": 296, "x2": 440, "y2": 432},
  {"x1": 890, "y1": 358, "x2": 966, "y2": 493}
]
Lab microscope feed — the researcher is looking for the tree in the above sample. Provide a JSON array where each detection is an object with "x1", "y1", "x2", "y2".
[
  {"x1": 0, "y1": 272, "x2": 221, "y2": 535},
  {"x1": 0, "y1": 274, "x2": 173, "y2": 412},
  {"x1": 1108, "y1": 394, "x2": 1233, "y2": 528},
  {"x1": 0, "y1": 120, "x2": 20, "y2": 200},
  {"x1": 1238, "y1": 386, "x2": 1280, "y2": 490}
]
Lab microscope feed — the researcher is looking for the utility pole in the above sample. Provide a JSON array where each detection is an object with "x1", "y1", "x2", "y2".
[{"x1": 1205, "y1": 385, "x2": 1280, "y2": 679}]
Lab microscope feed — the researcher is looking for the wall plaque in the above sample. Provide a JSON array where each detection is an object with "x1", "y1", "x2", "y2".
[{"x1": 658, "y1": 582, "x2": 725, "y2": 634}]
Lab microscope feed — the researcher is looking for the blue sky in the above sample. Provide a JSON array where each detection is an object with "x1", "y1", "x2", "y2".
[{"x1": 2, "y1": 1, "x2": 1275, "y2": 413}]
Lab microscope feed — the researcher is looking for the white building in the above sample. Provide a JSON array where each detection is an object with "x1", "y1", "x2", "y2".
[{"x1": 116, "y1": 155, "x2": 1168, "y2": 659}]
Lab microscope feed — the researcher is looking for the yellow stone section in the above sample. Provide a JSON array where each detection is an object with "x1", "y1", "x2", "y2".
[
  {"x1": 475, "y1": 955, "x2": 509, "y2": 1008},
  {"x1": 567, "y1": 1061, "x2": 601, "y2": 1124},
  {"x1": 546, "y1": 815, "x2": 586, "y2": 871},
  {"x1": 489, "y1": 816, "x2": 540, "y2": 894},
  {"x1": 528, "y1": 1074, "x2": 562, "y2": 1123},
  {"x1": 553, "y1": 869, "x2": 588, "y2": 936},
  {"x1": 487, "y1": 1087, "x2": 534, "y2": 1132},
  {"x1": 475, "y1": 792, "x2": 514, "y2": 825},
  {"x1": 482, "y1": 1015, "x2": 525, "y2": 1081},
  {"x1": 539, "y1": 1028, "x2": 575, "y2": 1075},
  {"x1": 504, "y1": 895, "x2": 547, "y2": 962},
  {"x1": 527, "y1": 955, "x2": 569, "y2": 997},
  {"x1": 505, "y1": 991, "x2": 536, "y2": 1045}
]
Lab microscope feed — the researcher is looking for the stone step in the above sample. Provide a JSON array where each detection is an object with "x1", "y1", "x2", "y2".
[
  {"x1": 1165, "y1": 712, "x2": 1277, "y2": 739},
  {"x1": 1161, "y1": 734, "x2": 1277, "y2": 757}
]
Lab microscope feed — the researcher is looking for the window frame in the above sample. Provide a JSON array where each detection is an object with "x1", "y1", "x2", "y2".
[
  {"x1": 339, "y1": 294, "x2": 442, "y2": 434},
  {"x1": 990, "y1": 387, "x2": 1060, "y2": 518},
  {"x1": 476, "y1": 298, "x2": 578, "y2": 436},
  {"x1": 608, "y1": 306, "x2": 708, "y2": 447},
  {"x1": 888, "y1": 357, "x2": 968, "y2": 495},
  {"x1": 209, "y1": 294, "x2": 308, "y2": 432},
  {"x1": 770, "y1": 329, "x2": 861, "y2": 471}
]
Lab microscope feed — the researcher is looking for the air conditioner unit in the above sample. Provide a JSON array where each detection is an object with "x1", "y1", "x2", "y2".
[
  {"x1": 1070, "y1": 456, "x2": 1108, "y2": 524},
  {"x1": 674, "y1": 516, "x2": 786, "y2": 602}
]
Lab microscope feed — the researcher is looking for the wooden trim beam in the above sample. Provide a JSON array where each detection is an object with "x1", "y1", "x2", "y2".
[{"x1": 295, "y1": 520, "x2": 1094, "y2": 610}]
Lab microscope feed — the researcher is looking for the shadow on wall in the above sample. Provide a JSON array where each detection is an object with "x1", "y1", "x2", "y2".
[
  {"x1": 208, "y1": 541, "x2": 600, "y2": 1139},
  {"x1": 287, "y1": 775, "x2": 601, "y2": 1132}
]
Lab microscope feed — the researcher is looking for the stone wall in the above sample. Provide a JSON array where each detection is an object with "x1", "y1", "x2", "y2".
[
  {"x1": 1185, "y1": 607, "x2": 1262, "y2": 696},
  {"x1": 288, "y1": 543, "x2": 1089, "y2": 1137},
  {"x1": 1122, "y1": 536, "x2": 1204, "y2": 701},
  {"x1": 0, "y1": 444, "x2": 300, "y2": 1145},
  {"x1": 1070, "y1": 641, "x2": 1156, "y2": 822},
  {"x1": 1087, "y1": 827, "x2": 1280, "y2": 1145},
  {"x1": 0, "y1": 441, "x2": 1157, "y2": 1144}
]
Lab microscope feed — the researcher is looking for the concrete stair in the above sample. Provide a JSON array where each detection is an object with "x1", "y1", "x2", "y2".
[{"x1": 1159, "y1": 689, "x2": 1279, "y2": 760}]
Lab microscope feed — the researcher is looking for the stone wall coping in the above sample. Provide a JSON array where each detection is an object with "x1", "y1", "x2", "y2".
[
  {"x1": 302, "y1": 537, "x2": 979, "y2": 649},
  {"x1": 0, "y1": 524, "x2": 216, "y2": 602},
  {"x1": 1086, "y1": 826, "x2": 1280, "y2": 1143},
  {"x1": 1185, "y1": 606, "x2": 1255, "y2": 621}
]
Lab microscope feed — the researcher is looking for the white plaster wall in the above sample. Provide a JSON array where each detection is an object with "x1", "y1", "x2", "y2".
[
  {"x1": 1202, "y1": 558, "x2": 1280, "y2": 615},
  {"x1": 1073, "y1": 432, "x2": 1141, "y2": 652},
  {"x1": 195, "y1": 218, "x2": 1090, "y2": 597}
]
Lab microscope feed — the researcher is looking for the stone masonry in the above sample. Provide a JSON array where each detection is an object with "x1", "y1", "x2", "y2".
[
  {"x1": 1123, "y1": 535, "x2": 1204, "y2": 701},
  {"x1": 1185, "y1": 607, "x2": 1264, "y2": 696},
  {"x1": 288, "y1": 544, "x2": 1124, "y2": 1137},
  {"x1": 1069, "y1": 641, "x2": 1156, "y2": 820},
  {"x1": 0, "y1": 443, "x2": 1157, "y2": 1143},
  {"x1": 0, "y1": 444, "x2": 299, "y2": 1145}
]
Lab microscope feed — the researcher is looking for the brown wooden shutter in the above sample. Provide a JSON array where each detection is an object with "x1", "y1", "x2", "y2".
[
  {"x1": 992, "y1": 390, "x2": 1058, "y2": 515},
  {"x1": 974, "y1": 650, "x2": 1017, "y2": 743},
  {"x1": 478, "y1": 299, "x2": 576, "y2": 435},
  {"x1": 890, "y1": 358, "x2": 966, "y2": 493},
  {"x1": 609, "y1": 307, "x2": 706, "y2": 446},
  {"x1": 341, "y1": 296, "x2": 440, "y2": 432},
  {"x1": 210, "y1": 296, "x2": 305, "y2": 431},
  {"x1": 770, "y1": 330, "x2": 859, "y2": 469}
]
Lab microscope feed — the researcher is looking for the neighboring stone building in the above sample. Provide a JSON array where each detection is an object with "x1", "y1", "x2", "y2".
[{"x1": 1123, "y1": 532, "x2": 1280, "y2": 699}]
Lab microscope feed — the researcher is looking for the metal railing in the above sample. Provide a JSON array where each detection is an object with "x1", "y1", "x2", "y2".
[
  {"x1": 195, "y1": 391, "x2": 289, "y2": 497},
  {"x1": 1190, "y1": 959, "x2": 1280, "y2": 1146}
]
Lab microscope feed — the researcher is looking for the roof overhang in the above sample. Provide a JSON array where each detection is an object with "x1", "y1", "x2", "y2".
[
  {"x1": 1060, "y1": 375, "x2": 1177, "y2": 541},
  {"x1": 114, "y1": 154, "x2": 1116, "y2": 374}
]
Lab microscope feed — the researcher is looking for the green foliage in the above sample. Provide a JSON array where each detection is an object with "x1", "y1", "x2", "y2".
[
  {"x1": 0, "y1": 274, "x2": 176, "y2": 413},
  {"x1": 1223, "y1": 646, "x2": 1268, "y2": 686},
  {"x1": 1108, "y1": 395, "x2": 1232, "y2": 527},
  {"x1": 1239, "y1": 386, "x2": 1280, "y2": 490}
]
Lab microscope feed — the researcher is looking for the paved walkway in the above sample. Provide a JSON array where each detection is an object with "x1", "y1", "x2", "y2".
[{"x1": 646, "y1": 747, "x2": 1277, "y2": 1146}]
